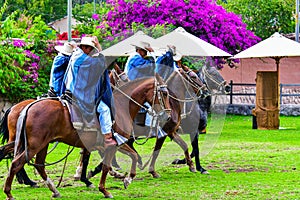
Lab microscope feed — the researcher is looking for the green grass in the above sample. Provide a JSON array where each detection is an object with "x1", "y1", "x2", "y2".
[{"x1": 0, "y1": 115, "x2": 299, "y2": 199}]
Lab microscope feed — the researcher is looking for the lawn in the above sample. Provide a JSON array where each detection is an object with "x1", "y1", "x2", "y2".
[{"x1": 0, "y1": 115, "x2": 299, "y2": 199}]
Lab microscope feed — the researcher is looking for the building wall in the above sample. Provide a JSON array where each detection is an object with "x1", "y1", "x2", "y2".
[{"x1": 220, "y1": 57, "x2": 300, "y2": 84}]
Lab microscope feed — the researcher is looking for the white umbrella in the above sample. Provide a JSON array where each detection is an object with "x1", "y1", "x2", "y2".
[
  {"x1": 233, "y1": 32, "x2": 300, "y2": 71},
  {"x1": 233, "y1": 32, "x2": 300, "y2": 129},
  {"x1": 155, "y1": 27, "x2": 232, "y2": 57},
  {"x1": 100, "y1": 31, "x2": 158, "y2": 57}
]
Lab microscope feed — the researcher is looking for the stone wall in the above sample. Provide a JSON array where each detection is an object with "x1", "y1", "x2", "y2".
[
  {"x1": 0, "y1": 98, "x2": 13, "y2": 120},
  {"x1": 226, "y1": 104, "x2": 300, "y2": 116},
  {"x1": 229, "y1": 86, "x2": 300, "y2": 105}
]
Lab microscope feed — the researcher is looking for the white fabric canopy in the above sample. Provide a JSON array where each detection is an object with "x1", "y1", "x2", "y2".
[
  {"x1": 233, "y1": 32, "x2": 300, "y2": 59},
  {"x1": 155, "y1": 27, "x2": 232, "y2": 57},
  {"x1": 100, "y1": 31, "x2": 158, "y2": 57}
]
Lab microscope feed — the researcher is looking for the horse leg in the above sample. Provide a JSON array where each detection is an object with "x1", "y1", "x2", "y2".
[
  {"x1": 87, "y1": 162, "x2": 103, "y2": 179},
  {"x1": 0, "y1": 142, "x2": 14, "y2": 161},
  {"x1": 0, "y1": 142, "x2": 38, "y2": 187},
  {"x1": 148, "y1": 136, "x2": 167, "y2": 178},
  {"x1": 74, "y1": 148, "x2": 84, "y2": 180},
  {"x1": 97, "y1": 147, "x2": 121, "y2": 170},
  {"x1": 190, "y1": 133, "x2": 208, "y2": 174},
  {"x1": 4, "y1": 151, "x2": 27, "y2": 200},
  {"x1": 117, "y1": 143, "x2": 138, "y2": 189},
  {"x1": 16, "y1": 167, "x2": 38, "y2": 187},
  {"x1": 172, "y1": 133, "x2": 196, "y2": 173},
  {"x1": 79, "y1": 148, "x2": 94, "y2": 187},
  {"x1": 126, "y1": 137, "x2": 143, "y2": 169},
  {"x1": 98, "y1": 145, "x2": 117, "y2": 198},
  {"x1": 87, "y1": 150, "x2": 122, "y2": 180},
  {"x1": 34, "y1": 145, "x2": 61, "y2": 198}
]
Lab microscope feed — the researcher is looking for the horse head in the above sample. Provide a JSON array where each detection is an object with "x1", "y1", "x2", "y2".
[
  {"x1": 198, "y1": 65, "x2": 231, "y2": 94},
  {"x1": 178, "y1": 66, "x2": 210, "y2": 98},
  {"x1": 154, "y1": 73, "x2": 172, "y2": 122}
]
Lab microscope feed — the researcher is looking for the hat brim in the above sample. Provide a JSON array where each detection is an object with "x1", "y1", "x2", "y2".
[
  {"x1": 54, "y1": 46, "x2": 72, "y2": 56},
  {"x1": 173, "y1": 53, "x2": 182, "y2": 61},
  {"x1": 131, "y1": 44, "x2": 148, "y2": 52},
  {"x1": 80, "y1": 43, "x2": 100, "y2": 54}
]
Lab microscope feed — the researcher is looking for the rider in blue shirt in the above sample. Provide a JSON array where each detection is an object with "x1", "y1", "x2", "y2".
[
  {"x1": 48, "y1": 42, "x2": 76, "y2": 97},
  {"x1": 63, "y1": 36, "x2": 120, "y2": 147}
]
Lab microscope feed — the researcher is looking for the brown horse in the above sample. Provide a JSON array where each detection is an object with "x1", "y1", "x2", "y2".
[
  {"x1": 2, "y1": 75, "x2": 171, "y2": 199},
  {"x1": 85, "y1": 67, "x2": 208, "y2": 180}
]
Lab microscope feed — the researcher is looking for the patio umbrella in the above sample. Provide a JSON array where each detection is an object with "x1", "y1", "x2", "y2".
[
  {"x1": 155, "y1": 27, "x2": 232, "y2": 57},
  {"x1": 232, "y1": 32, "x2": 300, "y2": 71},
  {"x1": 232, "y1": 32, "x2": 300, "y2": 129}
]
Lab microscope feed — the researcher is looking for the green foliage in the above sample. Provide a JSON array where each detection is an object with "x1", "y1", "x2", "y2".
[
  {"x1": 0, "y1": 0, "x2": 8, "y2": 20},
  {"x1": 0, "y1": 0, "x2": 68, "y2": 23},
  {"x1": 217, "y1": 0, "x2": 295, "y2": 39},
  {"x1": 0, "y1": 10, "x2": 57, "y2": 102}
]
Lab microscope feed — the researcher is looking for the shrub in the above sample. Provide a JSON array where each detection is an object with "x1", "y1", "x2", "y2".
[{"x1": 0, "y1": 9, "x2": 57, "y2": 102}]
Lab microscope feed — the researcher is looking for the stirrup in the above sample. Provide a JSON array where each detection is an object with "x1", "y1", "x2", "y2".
[
  {"x1": 157, "y1": 128, "x2": 167, "y2": 139},
  {"x1": 113, "y1": 132, "x2": 128, "y2": 146}
]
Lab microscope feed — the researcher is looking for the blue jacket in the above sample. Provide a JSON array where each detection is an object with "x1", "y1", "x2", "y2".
[
  {"x1": 63, "y1": 48, "x2": 107, "y2": 121},
  {"x1": 125, "y1": 53, "x2": 155, "y2": 80},
  {"x1": 49, "y1": 53, "x2": 71, "y2": 96},
  {"x1": 155, "y1": 51, "x2": 175, "y2": 80}
]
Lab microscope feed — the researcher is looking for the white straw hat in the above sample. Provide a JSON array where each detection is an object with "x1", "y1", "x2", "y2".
[
  {"x1": 173, "y1": 52, "x2": 182, "y2": 61},
  {"x1": 80, "y1": 37, "x2": 100, "y2": 53},
  {"x1": 54, "y1": 42, "x2": 75, "y2": 55},
  {"x1": 131, "y1": 41, "x2": 151, "y2": 51}
]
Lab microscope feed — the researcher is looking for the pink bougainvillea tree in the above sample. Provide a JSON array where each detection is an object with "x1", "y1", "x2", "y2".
[{"x1": 101, "y1": 0, "x2": 260, "y2": 68}]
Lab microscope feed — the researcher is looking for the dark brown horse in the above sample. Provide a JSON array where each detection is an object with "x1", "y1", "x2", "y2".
[
  {"x1": 85, "y1": 67, "x2": 208, "y2": 180},
  {"x1": 2, "y1": 75, "x2": 171, "y2": 199},
  {"x1": 172, "y1": 65, "x2": 231, "y2": 172}
]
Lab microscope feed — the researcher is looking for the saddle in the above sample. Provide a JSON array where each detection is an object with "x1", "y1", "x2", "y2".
[{"x1": 60, "y1": 95, "x2": 100, "y2": 133}]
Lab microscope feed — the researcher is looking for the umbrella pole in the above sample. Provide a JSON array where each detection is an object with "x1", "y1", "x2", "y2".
[
  {"x1": 275, "y1": 58, "x2": 281, "y2": 128},
  {"x1": 275, "y1": 58, "x2": 280, "y2": 108}
]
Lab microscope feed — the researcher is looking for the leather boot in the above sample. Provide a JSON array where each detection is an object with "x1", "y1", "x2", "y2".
[{"x1": 104, "y1": 132, "x2": 117, "y2": 148}]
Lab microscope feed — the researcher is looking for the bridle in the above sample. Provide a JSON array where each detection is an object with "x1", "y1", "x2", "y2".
[
  {"x1": 201, "y1": 66, "x2": 227, "y2": 93},
  {"x1": 111, "y1": 77, "x2": 171, "y2": 120},
  {"x1": 111, "y1": 69, "x2": 129, "y2": 87},
  {"x1": 182, "y1": 69, "x2": 209, "y2": 98}
]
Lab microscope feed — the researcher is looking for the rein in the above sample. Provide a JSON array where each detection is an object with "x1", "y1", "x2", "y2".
[
  {"x1": 111, "y1": 69, "x2": 129, "y2": 87},
  {"x1": 202, "y1": 67, "x2": 226, "y2": 92},
  {"x1": 111, "y1": 77, "x2": 170, "y2": 145}
]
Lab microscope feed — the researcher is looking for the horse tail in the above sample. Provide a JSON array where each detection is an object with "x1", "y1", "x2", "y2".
[{"x1": 0, "y1": 107, "x2": 11, "y2": 145}]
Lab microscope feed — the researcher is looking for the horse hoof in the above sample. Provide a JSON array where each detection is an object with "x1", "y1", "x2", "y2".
[
  {"x1": 31, "y1": 184, "x2": 40, "y2": 188},
  {"x1": 123, "y1": 177, "x2": 132, "y2": 189},
  {"x1": 149, "y1": 171, "x2": 161, "y2": 178},
  {"x1": 6, "y1": 197, "x2": 15, "y2": 200},
  {"x1": 52, "y1": 192, "x2": 61, "y2": 198},
  {"x1": 201, "y1": 170, "x2": 209, "y2": 175},
  {"x1": 189, "y1": 167, "x2": 197, "y2": 173},
  {"x1": 104, "y1": 193, "x2": 113, "y2": 198},
  {"x1": 88, "y1": 184, "x2": 95, "y2": 188},
  {"x1": 171, "y1": 158, "x2": 180, "y2": 164}
]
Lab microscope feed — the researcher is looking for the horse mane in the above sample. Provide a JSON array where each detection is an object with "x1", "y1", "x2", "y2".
[
  {"x1": 113, "y1": 77, "x2": 154, "y2": 98},
  {"x1": 166, "y1": 71, "x2": 196, "y2": 101}
]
